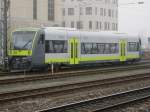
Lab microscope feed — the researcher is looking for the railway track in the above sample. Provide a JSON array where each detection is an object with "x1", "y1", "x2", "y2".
[
  {"x1": 0, "y1": 71, "x2": 150, "y2": 104},
  {"x1": 0, "y1": 59, "x2": 149, "y2": 75},
  {"x1": 0, "y1": 62, "x2": 150, "y2": 85},
  {"x1": 38, "y1": 86, "x2": 150, "y2": 112}
]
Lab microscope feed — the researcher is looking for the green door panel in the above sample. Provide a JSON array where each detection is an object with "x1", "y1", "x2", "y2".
[
  {"x1": 74, "y1": 39, "x2": 79, "y2": 64},
  {"x1": 69, "y1": 38, "x2": 74, "y2": 64},
  {"x1": 120, "y1": 40, "x2": 127, "y2": 61},
  {"x1": 69, "y1": 38, "x2": 79, "y2": 64}
]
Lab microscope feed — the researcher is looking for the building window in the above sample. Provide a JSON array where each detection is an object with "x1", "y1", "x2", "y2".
[
  {"x1": 105, "y1": 0, "x2": 110, "y2": 4},
  {"x1": 113, "y1": 0, "x2": 118, "y2": 4},
  {"x1": 77, "y1": 21, "x2": 83, "y2": 29},
  {"x1": 108, "y1": 9, "x2": 111, "y2": 17},
  {"x1": 104, "y1": 22, "x2": 107, "y2": 30},
  {"x1": 96, "y1": 21, "x2": 99, "y2": 29},
  {"x1": 100, "y1": 8, "x2": 103, "y2": 16},
  {"x1": 62, "y1": 8, "x2": 65, "y2": 16},
  {"x1": 68, "y1": 8, "x2": 74, "y2": 15},
  {"x1": 112, "y1": 10, "x2": 114, "y2": 18},
  {"x1": 62, "y1": 21, "x2": 66, "y2": 27},
  {"x1": 80, "y1": 7, "x2": 83, "y2": 15},
  {"x1": 86, "y1": 7, "x2": 92, "y2": 15},
  {"x1": 108, "y1": 22, "x2": 110, "y2": 30},
  {"x1": 116, "y1": 23, "x2": 118, "y2": 30},
  {"x1": 112, "y1": 23, "x2": 115, "y2": 30},
  {"x1": 95, "y1": 7, "x2": 98, "y2": 15},
  {"x1": 89, "y1": 21, "x2": 92, "y2": 29},
  {"x1": 116, "y1": 10, "x2": 118, "y2": 18},
  {"x1": 48, "y1": 0, "x2": 54, "y2": 21},
  {"x1": 33, "y1": 0, "x2": 37, "y2": 20},
  {"x1": 71, "y1": 21, "x2": 74, "y2": 28},
  {"x1": 100, "y1": 22, "x2": 102, "y2": 30},
  {"x1": 104, "y1": 8, "x2": 106, "y2": 16}
]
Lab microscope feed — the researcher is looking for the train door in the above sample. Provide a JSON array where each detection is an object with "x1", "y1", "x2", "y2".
[
  {"x1": 120, "y1": 40, "x2": 127, "y2": 61},
  {"x1": 32, "y1": 32, "x2": 45, "y2": 66},
  {"x1": 69, "y1": 38, "x2": 79, "y2": 64}
]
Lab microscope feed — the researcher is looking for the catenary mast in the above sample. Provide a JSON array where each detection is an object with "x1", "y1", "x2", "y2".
[{"x1": 0, "y1": 0, "x2": 10, "y2": 70}]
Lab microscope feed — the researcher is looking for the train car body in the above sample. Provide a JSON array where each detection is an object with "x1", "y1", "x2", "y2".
[{"x1": 8, "y1": 27, "x2": 141, "y2": 71}]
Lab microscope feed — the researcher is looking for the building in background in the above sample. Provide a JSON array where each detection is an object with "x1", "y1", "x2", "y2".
[
  {"x1": 10, "y1": 0, "x2": 58, "y2": 30},
  {"x1": 59, "y1": 0, "x2": 118, "y2": 31},
  {"x1": 4, "y1": 0, "x2": 118, "y2": 31}
]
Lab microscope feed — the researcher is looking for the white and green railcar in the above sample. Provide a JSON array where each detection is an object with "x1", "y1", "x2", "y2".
[{"x1": 8, "y1": 27, "x2": 141, "y2": 71}]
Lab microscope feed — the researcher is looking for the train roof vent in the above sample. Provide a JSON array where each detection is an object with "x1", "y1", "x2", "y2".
[
  {"x1": 113, "y1": 32, "x2": 128, "y2": 35},
  {"x1": 44, "y1": 27, "x2": 77, "y2": 31}
]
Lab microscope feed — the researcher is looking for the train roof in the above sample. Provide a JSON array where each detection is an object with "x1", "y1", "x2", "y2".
[
  {"x1": 44, "y1": 27, "x2": 77, "y2": 31},
  {"x1": 44, "y1": 27, "x2": 138, "y2": 39},
  {"x1": 12, "y1": 27, "x2": 40, "y2": 32},
  {"x1": 12, "y1": 27, "x2": 139, "y2": 40}
]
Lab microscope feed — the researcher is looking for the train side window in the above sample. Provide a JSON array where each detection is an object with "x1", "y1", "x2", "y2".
[
  {"x1": 97, "y1": 43, "x2": 105, "y2": 54},
  {"x1": 104, "y1": 43, "x2": 110, "y2": 54},
  {"x1": 81, "y1": 43, "x2": 119, "y2": 54},
  {"x1": 81, "y1": 43, "x2": 86, "y2": 54},
  {"x1": 85, "y1": 43, "x2": 92, "y2": 54},
  {"x1": 137, "y1": 42, "x2": 140, "y2": 51},
  {"x1": 110, "y1": 43, "x2": 119, "y2": 53},
  {"x1": 92, "y1": 43, "x2": 98, "y2": 54},
  {"x1": 81, "y1": 43, "x2": 93, "y2": 54},
  {"x1": 128, "y1": 42, "x2": 138, "y2": 52},
  {"x1": 45, "y1": 40, "x2": 68, "y2": 53}
]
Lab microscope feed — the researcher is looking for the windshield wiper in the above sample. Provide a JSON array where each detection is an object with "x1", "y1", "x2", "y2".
[{"x1": 22, "y1": 40, "x2": 32, "y2": 49}]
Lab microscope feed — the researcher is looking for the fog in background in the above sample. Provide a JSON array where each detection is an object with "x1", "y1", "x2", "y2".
[{"x1": 119, "y1": 0, "x2": 150, "y2": 48}]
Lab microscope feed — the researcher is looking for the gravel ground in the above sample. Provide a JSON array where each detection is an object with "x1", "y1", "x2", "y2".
[
  {"x1": 0, "y1": 68, "x2": 150, "y2": 94},
  {"x1": 142, "y1": 51, "x2": 150, "y2": 60},
  {"x1": 103, "y1": 98, "x2": 150, "y2": 112},
  {"x1": 1, "y1": 74, "x2": 150, "y2": 112}
]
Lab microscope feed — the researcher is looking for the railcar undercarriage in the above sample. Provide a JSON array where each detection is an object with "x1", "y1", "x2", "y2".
[{"x1": 9, "y1": 57, "x2": 32, "y2": 71}]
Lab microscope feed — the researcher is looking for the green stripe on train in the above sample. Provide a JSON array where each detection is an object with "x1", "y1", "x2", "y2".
[
  {"x1": 119, "y1": 40, "x2": 127, "y2": 61},
  {"x1": 8, "y1": 50, "x2": 32, "y2": 56},
  {"x1": 45, "y1": 58, "x2": 69, "y2": 63},
  {"x1": 69, "y1": 38, "x2": 79, "y2": 64},
  {"x1": 126, "y1": 54, "x2": 140, "y2": 59},
  {"x1": 80, "y1": 56, "x2": 120, "y2": 62},
  {"x1": 45, "y1": 54, "x2": 139, "y2": 64},
  {"x1": 80, "y1": 55, "x2": 139, "y2": 62}
]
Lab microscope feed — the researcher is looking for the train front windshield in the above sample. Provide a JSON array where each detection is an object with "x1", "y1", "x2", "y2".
[{"x1": 12, "y1": 31, "x2": 36, "y2": 50}]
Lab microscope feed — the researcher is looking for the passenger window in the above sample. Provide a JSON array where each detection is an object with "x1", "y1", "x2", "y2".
[
  {"x1": 81, "y1": 42, "x2": 119, "y2": 54},
  {"x1": 45, "y1": 40, "x2": 68, "y2": 53},
  {"x1": 128, "y1": 42, "x2": 138, "y2": 52}
]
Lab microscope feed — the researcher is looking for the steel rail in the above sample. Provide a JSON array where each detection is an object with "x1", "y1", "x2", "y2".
[
  {"x1": 0, "y1": 59, "x2": 149, "y2": 75},
  {"x1": 38, "y1": 86, "x2": 150, "y2": 112},
  {"x1": 0, "y1": 72, "x2": 150, "y2": 103},
  {"x1": 0, "y1": 62, "x2": 150, "y2": 85}
]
